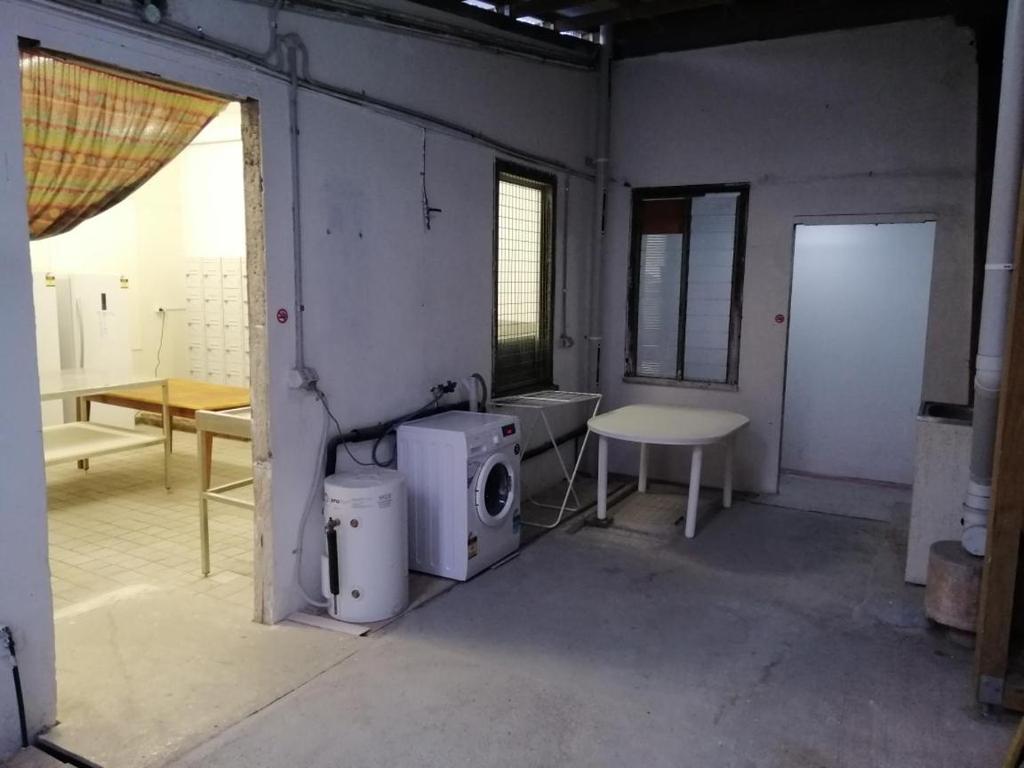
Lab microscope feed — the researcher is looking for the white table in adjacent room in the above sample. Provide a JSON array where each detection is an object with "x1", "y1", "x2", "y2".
[
  {"x1": 196, "y1": 406, "x2": 253, "y2": 576},
  {"x1": 39, "y1": 369, "x2": 171, "y2": 489},
  {"x1": 588, "y1": 404, "x2": 749, "y2": 538}
]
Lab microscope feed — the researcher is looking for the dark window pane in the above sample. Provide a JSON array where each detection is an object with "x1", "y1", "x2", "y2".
[
  {"x1": 628, "y1": 185, "x2": 747, "y2": 385},
  {"x1": 494, "y1": 166, "x2": 554, "y2": 395}
]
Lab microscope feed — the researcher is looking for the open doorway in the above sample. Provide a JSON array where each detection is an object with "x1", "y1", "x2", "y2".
[
  {"x1": 781, "y1": 222, "x2": 936, "y2": 492},
  {"x1": 32, "y1": 99, "x2": 255, "y2": 600},
  {"x1": 19, "y1": 48, "x2": 289, "y2": 765}
]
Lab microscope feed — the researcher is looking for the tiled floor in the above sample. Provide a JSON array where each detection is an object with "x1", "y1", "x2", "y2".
[{"x1": 45, "y1": 424, "x2": 254, "y2": 612}]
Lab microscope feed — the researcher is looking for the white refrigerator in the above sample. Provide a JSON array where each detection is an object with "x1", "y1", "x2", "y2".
[
  {"x1": 54, "y1": 274, "x2": 136, "y2": 428},
  {"x1": 33, "y1": 273, "x2": 63, "y2": 427}
]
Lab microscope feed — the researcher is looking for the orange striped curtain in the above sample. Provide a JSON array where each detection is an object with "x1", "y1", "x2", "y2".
[{"x1": 20, "y1": 50, "x2": 227, "y2": 239}]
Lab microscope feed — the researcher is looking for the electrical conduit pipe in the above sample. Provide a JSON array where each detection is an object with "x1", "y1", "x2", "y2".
[
  {"x1": 586, "y1": 25, "x2": 612, "y2": 390},
  {"x1": 963, "y1": 0, "x2": 1024, "y2": 556}
]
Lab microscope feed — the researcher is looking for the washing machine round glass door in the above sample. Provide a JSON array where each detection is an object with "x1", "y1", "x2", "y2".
[{"x1": 474, "y1": 453, "x2": 516, "y2": 527}]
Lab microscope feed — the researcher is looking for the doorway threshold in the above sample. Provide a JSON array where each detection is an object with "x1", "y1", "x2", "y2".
[{"x1": 749, "y1": 471, "x2": 910, "y2": 524}]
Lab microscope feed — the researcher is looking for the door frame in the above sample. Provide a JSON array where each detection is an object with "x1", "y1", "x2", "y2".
[
  {"x1": 777, "y1": 212, "x2": 939, "y2": 486},
  {"x1": 8, "y1": 1, "x2": 288, "y2": 622}
]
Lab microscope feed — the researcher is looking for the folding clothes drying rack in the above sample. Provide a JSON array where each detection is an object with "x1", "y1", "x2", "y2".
[{"x1": 488, "y1": 389, "x2": 602, "y2": 529}]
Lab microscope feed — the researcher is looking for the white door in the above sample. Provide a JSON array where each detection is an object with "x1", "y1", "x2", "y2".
[{"x1": 782, "y1": 223, "x2": 935, "y2": 484}]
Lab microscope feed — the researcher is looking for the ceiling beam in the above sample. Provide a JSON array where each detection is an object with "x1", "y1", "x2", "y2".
[
  {"x1": 404, "y1": 0, "x2": 597, "y2": 54},
  {"x1": 612, "y1": 0, "x2": 955, "y2": 58},
  {"x1": 505, "y1": 0, "x2": 601, "y2": 18},
  {"x1": 554, "y1": 0, "x2": 732, "y2": 31}
]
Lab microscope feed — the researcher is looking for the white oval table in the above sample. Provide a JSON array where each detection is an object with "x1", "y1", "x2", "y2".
[{"x1": 588, "y1": 405, "x2": 750, "y2": 537}]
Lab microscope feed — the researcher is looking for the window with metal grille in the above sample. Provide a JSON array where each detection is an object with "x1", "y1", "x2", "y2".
[
  {"x1": 626, "y1": 184, "x2": 748, "y2": 386},
  {"x1": 493, "y1": 162, "x2": 555, "y2": 396}
]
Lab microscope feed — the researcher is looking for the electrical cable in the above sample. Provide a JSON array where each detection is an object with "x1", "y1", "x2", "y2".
[
  {"x1": 153, "y1": 309, "x2": 167, "y2": 377},
  {"x1": 313, "y1": 385, "x2": 375, "y2": 467},
  {"x1": 294, "y1": 402, "x2": 330, "y2": 608}
]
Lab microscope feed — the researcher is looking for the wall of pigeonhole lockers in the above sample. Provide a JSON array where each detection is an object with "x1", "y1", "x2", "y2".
[{"x1": 185, "y1": 257, "x2": 250, "y2": 388}]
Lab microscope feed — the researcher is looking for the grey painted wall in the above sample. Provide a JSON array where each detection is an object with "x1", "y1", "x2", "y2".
[
  {"x1": 0, "y1": 25, "x2": 55, "y2": 759},
  {"x1": 601, "y1": 18, "x2": 977, "y2": 493},
  {"x1": 0, "y1": 0, "x2": 595, "y2": 755}
]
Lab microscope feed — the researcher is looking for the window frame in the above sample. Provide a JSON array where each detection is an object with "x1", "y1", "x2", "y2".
[
  {"x1": 492, "y1": 160, "x2": 557, "y2": 397},
  {"x1": 625, "y1": 183, "x2": 749, "y2": 387}
]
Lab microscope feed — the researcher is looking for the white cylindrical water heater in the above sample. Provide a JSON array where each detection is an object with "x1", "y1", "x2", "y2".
[{"x1": 322, "y1": 468, "x2": 409, "y2": 623}]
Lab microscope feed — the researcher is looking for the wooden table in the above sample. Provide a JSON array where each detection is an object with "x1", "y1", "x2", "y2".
[
  {"x1": 588, "y1": 404, "x2": 749, "y2": 537},
  {"x1": 86, "y1": 378, "x2": 250, "y2": 451},
  {"x1": 196, "y1": 406, "x2": 253, "y2": 576},
  {"x1": 40, "y1": 370, "x2": 171, "y2": 489}
]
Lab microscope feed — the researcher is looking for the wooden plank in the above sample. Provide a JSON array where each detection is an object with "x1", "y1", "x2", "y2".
[
  {"x1": 1002, "y1": 714, "x2": 1024, "y2": 768},
  {"x1": 976, "y1": 178, "x2": 1024, "y2": 704},
  {"x1": 1004, "y1": 681, "x2": 1024, "y2": 715}
]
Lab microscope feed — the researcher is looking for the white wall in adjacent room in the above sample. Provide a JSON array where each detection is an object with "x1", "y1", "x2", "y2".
[{"x1": 28, "y1": 104, "x2": 245, "y2": 385}]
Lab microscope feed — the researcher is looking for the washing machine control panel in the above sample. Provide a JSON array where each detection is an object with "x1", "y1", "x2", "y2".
[{"x1": 466, "y1": 418, "x2": 519, "y2": 456}]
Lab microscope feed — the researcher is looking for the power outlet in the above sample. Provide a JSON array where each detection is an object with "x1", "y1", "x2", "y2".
[{"x1": 288, "y1": 367, "x2": 319, "y2": 390}]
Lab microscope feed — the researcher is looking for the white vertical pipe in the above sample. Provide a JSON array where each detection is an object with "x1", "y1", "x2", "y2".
[
  {"x1": 286, "y1": 43, "x2": 308, "y2": 380},
  {"x1": 963, "y1": 0, "x2": 1024, "y2": 556},
  {"x1": 586, "y1": 25, "x2": 612, "y2": 391}
]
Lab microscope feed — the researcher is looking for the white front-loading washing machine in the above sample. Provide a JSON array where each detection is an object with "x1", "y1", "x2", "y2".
[{"x1": 397, "y1": 411, "x2": 521, "y2": 581}]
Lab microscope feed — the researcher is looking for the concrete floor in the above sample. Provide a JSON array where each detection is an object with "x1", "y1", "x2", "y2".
[
  {"x1": 44, "y1": 588, "x2": 362, "y2": 768},
  {"x1": 38, "y1": 428, "x2": 361, "y2": 768},
  {"x1": 752, "y1": 472, "x2": 911, "y2": 524},
  {"x1": 163, "y1": 484, "x2": 1015, "y2": 768}
]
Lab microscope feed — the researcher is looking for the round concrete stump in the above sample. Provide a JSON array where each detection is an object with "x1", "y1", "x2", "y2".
[{"x1": 925, "y1": 540, "x2": 982, "y2": 632}]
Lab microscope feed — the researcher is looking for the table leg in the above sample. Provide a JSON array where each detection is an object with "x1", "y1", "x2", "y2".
[
  {"x1": 76, "y1": 397, "x2": 90, "y2": 471},
  {"x1": 723, "y1": 436, "x2": 734, "y2": 509},
  {"x1": 198, "y1": 429, "x2": 214, "y2": 576},
  {"x1": 161, "y1": 380, "x2": 171, "y2": 490},
  {"x1": 685, "y1": 445, "x2": 703, "y2": 539},
  {"x1": 638, "y1": 442, "x2": 648, "y2": 494},
  {"x1": 597, "y1": 435, "x2": 608, "y2": 522}
]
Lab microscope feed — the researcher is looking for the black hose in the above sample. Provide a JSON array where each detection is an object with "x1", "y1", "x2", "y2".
[
  {"x1": 324, "y1": 401, "x2": 471, "y2": 476},
  {"x1": 12, "y1": 665, "x2": 27, "y2": 749},
  {"x1": 2, "y1": 627, "x2": 28, "y2": 749}
]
